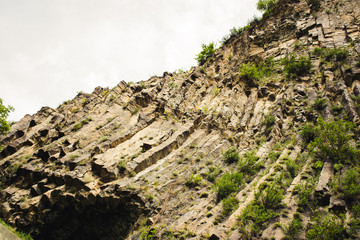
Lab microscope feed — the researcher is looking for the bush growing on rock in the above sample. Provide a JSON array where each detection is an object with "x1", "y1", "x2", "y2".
[
  {"x1": 215, "y1": 172, "x2": 244, "y2": 200},
  {"x1": 282, "y1": 54, "x2": 312, "y2": 79},
  {"x1": 306, "y1": 215, "x2": 347, "y2": 240},
  {"x1": 195, "y1": 42, "x2": 215, "y2": 66},
  {"x1": 185, "y1": 174, "x2": 203, "y2": 188},
  {"x1": 223, "y1": 146, "x2": 240, "y2": 164},
  {"x1": 257, "y1": 0, "x2": 277, "y2": 11},
  {"x1": 238, "y1": 183, "x2": 284, "y2": 237},
  {"x1": 332, "y1": 167, "x2": 360, "y2": 203},
  {"x1": 0, "y1": 97, "x2": 14, "y2": 136},
  {"x1": 308, "y1": 118, "x2": 358, "y2": 164},
  {"x1": 239, "y1": 62, "x2": 261, "y2": 81},
  {"x1": 300, "y1": 123, "x2": 317, "y2": 144}
]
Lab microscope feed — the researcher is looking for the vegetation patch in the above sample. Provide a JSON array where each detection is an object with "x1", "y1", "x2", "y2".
[
  {"x1": 308, "y1": 118, "x2": 358, "y2": 164},
  {"x1": 282, "y1": 54, "x2": 312, "y2": 79},
  {"x1": 306, "y1": 215, "x2": 347, "y2": 240},
  {"x1": 195, "y1": 42, "x2": 215, "y2": 66},
  {"x1": 214, "y1": 172, "x2": 244, "y2": 200},
  {"x1": 185, "y1": 174, "x2": 203, "y2": 188},
  {"x1": 223, "y1": 146, "x2": 240, "y2": 164},
  {"x1": 238, "y1": 183, "x2": 285, "y2": 238}
]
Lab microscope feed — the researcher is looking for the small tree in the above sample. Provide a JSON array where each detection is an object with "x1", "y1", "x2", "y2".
[
  {"x1": 0, "y1": 98, "x2": 13, "y2": 135},
  {"x1": 195, "y1": 42, "x2": 215, "y2": 66},
  {"x1": 308, "y1": 118, "x2": 357, "y2": 164},
  {"x1": 0, "y1": 97, "x2": 13, "y2": 151}
]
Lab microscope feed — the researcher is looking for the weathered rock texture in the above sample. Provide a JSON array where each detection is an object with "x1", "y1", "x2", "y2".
[{"x1": 1, "y1": 0, "x2": 360, "y2": 239}]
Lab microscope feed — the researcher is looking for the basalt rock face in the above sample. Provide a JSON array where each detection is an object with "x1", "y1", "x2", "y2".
[{"x1": 1, "y1": 0, "x2": 360, "y2": 239}]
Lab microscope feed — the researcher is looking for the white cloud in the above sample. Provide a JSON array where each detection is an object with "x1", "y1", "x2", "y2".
[{"x1": 0, "y1": 0, "x2": 259, "y2": 121}]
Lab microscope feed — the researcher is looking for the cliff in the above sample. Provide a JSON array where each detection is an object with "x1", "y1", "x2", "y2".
[{"x1": 1, "y1": 0, "x2": 360, "y2": 239}]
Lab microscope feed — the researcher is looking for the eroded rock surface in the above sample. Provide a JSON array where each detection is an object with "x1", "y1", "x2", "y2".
[{"x1": 1, "y1": 0, "x2": 360, "y2": 239}]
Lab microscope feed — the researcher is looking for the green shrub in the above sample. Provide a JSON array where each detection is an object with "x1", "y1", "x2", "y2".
[
  {"x1": 254, "y1": 183, "x2": 284, "y2": 210},
  {"x1": 282, "y1": 54, "x2": 312, "y2": 79},
  {"x1": 312, "y1": 47, "x2": 349, "y2": 66},
  {"x1": 0, "y1": 98, "x2": 14, "y2": 136},
  {"x1": 195, "y1": 43, "x2": 215, "y2": 66},
  {"x1": 262, "y1": 114, "x2": 275, "y2": 132},
  {"x1": 268, "y1": 150, "x2": 281, "y2": 162},
  {"x1": 313, "y1": 97, "x2": 327, "y2": 110},
  {"x1": 311, "y1": 47, "x2": 325, "y2": 57},
  {"x1": 223, "y1": 147, "x2": 240, "y2": 164},
  {"x1": 239, "y1": 62, "x2": 261, "y2": 81},
  {"x1": 117, "y1": 160, "x2": 127, "y2": 171},
  {"x1": 185, "y1": 174, "x2": 203, "y2": 188},
  {"x1": 72, "y1": 117, "x2": 92, "y2": 131},
  {"x1": 308, "y1": 118, "x2": 357, "y2": 164},
  {"x1": 325, "y1": 47, "x2": 349, "y2": 64},
  {"x1": 285, "y1": 159, "x2": 299, "y2": 178},
  {"x1": 221, "y1": 26, "x2": 250, "y2": 45},
  {"x1": 295, "y1": 182, "x2": 315, "y2": 211},
  {"x1": 222, "y1": 196, "x2": 239, "y2": 216},
  {"x1": 238, "y1": 184, "x2": 284, "y2": 237},
  {"x1": 283, "y1": 215, "x2": 303, "y2": 239},
  {"x1": 300, "y1": 123, "x2": 317, "y2": 144},
  {"x1": 350, "y1": 203, "x2": 360, "y2": 237},
  {"x1": 206, "y1": 167, "x2": 222, "y2": 182},
  {"x1": 238, "y1": 203, "x2": 277, "y2": 237},
  {"x1": 257, "y1": 0, "x2": 277, "y2": 11},
  {"x1": 215, "y1": 172, "x2": 244, "y2": 200},
  {"x1": 238, "y1": 150, "x2": 260, "y2": 177},
  {"x1": 332, "y1": 167, "x2": 360, "y2": 203},
  {"x1": 306, "y1": 215, "x2": 347, "y2": 240},
  {"x1": 239, "y1": 58, "x2": 276, "y2": 85}
]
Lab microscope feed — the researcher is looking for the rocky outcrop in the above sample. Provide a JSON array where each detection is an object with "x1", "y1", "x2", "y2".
[{"x1": 1, "y1": 0, "x2": 360, "y2": 239}]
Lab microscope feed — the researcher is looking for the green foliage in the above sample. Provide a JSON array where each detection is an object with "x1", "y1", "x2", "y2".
[
  {"x1": 223, "y1": 146, "x2": 240, "y2": 164},
  {"x1": 332, "y1": 167, "x2": 360, "y2": 203},
  {"x1": 221, "y1": 26, "x2": 250, "y2": 45},
  {"x1": 312, "y1": 47, "x2": 349, "y2": 66},
  {"x1": 140, "y1": 227, "x2": 157, "y2": 240},
  {"x1": 285, "y1": 159, "x2": 299, "y2": 178},
  {"x1": 300, "y1": 123, "x2": 317, "y2": 144},
  {"x1": 350, "y1": 203, "x2": 360, "y2": 237},
  {"x1": 262, "y1": 114, "x2": 275, "y2": 132},
  {"x1": 185, "y1": 174, "x2": 203, "y2": 188},
  {"x1": 238, "y1": 184, "x2": 284, "y2": 237},
  {"x1": 206, "y1": 166, "x2": 222, "y2": 182},
  {"x1": 214, "y1": 172, "x2": 244, "y2": 200},
  {"x1": 282, "y1": 54, "x2": 312, "y2": 79},
  {"x1": 238, "y1": 58, "x2": 276, "y2": 85},
  {"x1": 239, "y1": 62, "x2": 261, "y2": 81},
  {"x1": 313, "y1": 97, "x2": 327, "y2": 111},
  {"x1": 268, "y1": 150, "x2": 281, "y2": 162},
  {"x1": 238, "y1": 150, "x2": 261, "y2": 179},
  {"x1": 254, "y1": 183, "x2": 284, "y2": 210},
  {"x1": 195, "y1": 42, "x2": 215, "y2": 66},
  {"x1": 325, "y1": 47, "x2": 349, "y2": 64},
  {"x1": 222, "y1": 196, "x2": 239, "y2": 216},
  {"x1": 0, "y1": 98, "x2": 14, "y2": 136},
  {"x1": 257, "y1": 0, "x2": 277, "y2": 11},
  {"x1": 306, "y1": 215, "x2": 347, "y2": 240},
  {"x1": 295, "y1": 182, "x2": 315, "y2": 211},
  {"x1": 283, "y1": 214, "x2": 303, "y2": 239},
  {"x1": 0, "y1": 218, "x2": 33, "y2": 240},
  {"x1": 73, "y1": 117, "x2": 92, "y2": 131},
  {"x1": 117, "y1": 160, "x2": 127, "y2": 171},
  {"x1": 311, "y1": 47, "x2": 325, "y2": 57},
  {"x1": 308, "y1": 118, "x2": 357, "y2": 164}
]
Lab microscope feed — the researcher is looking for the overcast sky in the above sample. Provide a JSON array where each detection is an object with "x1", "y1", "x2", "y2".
[{"x1": 0, "y1": 0, "x2": 259, "y2": 121}]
